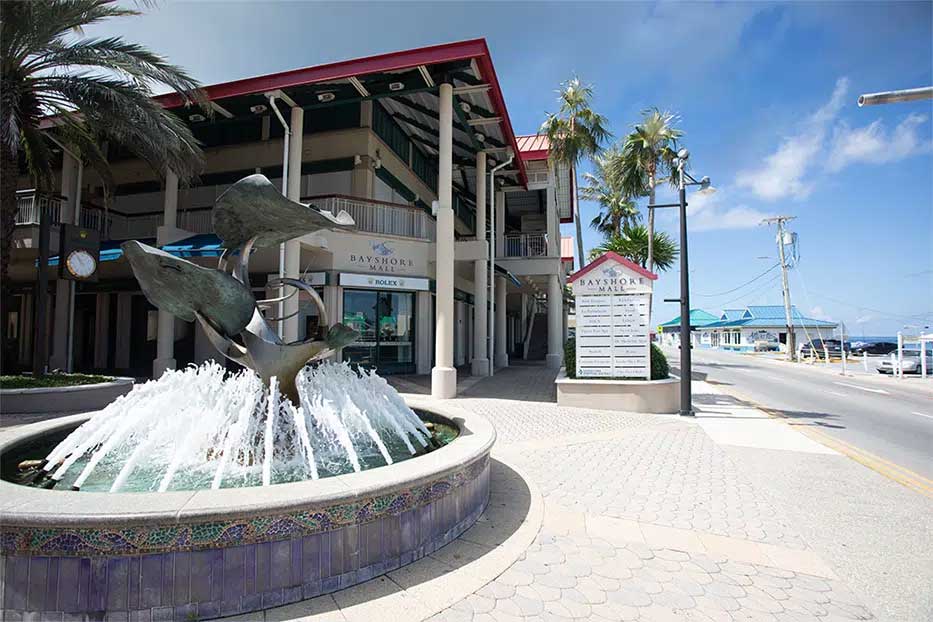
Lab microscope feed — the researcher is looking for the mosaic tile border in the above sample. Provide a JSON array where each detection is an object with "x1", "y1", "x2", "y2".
[{"x1": 0, "y1": 454, "x2": 488, "y2": 558}]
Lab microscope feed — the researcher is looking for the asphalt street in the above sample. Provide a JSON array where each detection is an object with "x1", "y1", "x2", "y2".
[{"x1": 668, "y1": 346, "x2": 933, "y2": 482}]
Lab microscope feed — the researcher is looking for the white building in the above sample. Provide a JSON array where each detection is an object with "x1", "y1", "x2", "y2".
[
  {"x1": 695, "y1": 305, "x2": 838, "y2": 353},
  {"x1": 7, "y1": 39, "x2": 574, "y2": 398}
]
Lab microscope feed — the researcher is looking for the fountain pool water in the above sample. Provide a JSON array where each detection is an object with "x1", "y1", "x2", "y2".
[{"x1": 13, "y1": 361, "x2": 455, "y2": 493}]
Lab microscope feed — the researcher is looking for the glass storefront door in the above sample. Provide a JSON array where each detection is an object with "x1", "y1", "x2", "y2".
[{"x1": 342, "y1": 289, "x2": 415, "y2": 374}]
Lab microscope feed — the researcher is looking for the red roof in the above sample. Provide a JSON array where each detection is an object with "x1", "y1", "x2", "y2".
[
  {"x1": 567, "y1": 251, "x2": 658, "y2": 283},
  {"x1": 155, "y1": 38, "x2": 527, "y2": 186},
  {"x1": 516, "y1": 134, "x2": 550, "y2": 161}
]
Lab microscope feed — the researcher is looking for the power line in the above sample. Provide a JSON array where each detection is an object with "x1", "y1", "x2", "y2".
[
  {"x1": 694, "y1": 263, "x2": 781, "y2": 297},
  {"x1": 791, "y1": 270, "x2": 933, "y2": 323},
  {"x1": 717, "y1": 273, "x2": 783, "y2": 308}
]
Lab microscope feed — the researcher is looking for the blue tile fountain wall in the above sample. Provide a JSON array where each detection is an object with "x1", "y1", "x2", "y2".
[{"x1": 0, "y1": 457, "x2": 489, "y2": 621}]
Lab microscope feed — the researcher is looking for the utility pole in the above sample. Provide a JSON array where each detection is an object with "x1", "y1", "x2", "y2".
[{"x1": 762, "y1": 216, "x2": 796, "y2": 360}]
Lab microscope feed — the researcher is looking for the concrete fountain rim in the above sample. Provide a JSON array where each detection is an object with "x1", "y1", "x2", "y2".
[{"x1": 0, "y1": 394, "x2": 495, "y2": 530}]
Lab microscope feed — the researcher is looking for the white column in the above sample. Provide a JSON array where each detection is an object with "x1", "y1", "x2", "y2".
[
  {"x1": 324, "y1": 285, "x2": 343, "y2": 362},
  {"x1": 546, "y1": 274, "x2": 563, "y2": 369},
  {"x1": 520, "y1": 293, "x2": 528, "y2": 344},
  {"x1": 115, "y1": 293, "x2": 132, "y2": 370},
  {"x1": 547, "y1": 163, "x2": 559, "y2": 256},
  {"x1": 495, "y1": 189, "x2": 505, "y2": 257},
  {"x1": 472, "y1": 151, "x2": 489, "y2": 376},
  {"x1": 153, "y1": 170, "x2": 179, "y2": 377},
  {"x1": 454, "y1": 300, "x2": 466, "y2": 366},
  {"x1": 494, "y1": 275, "x2": 509, "y2": 368},
  {"x1": 432, "y1": 83, "x2": 456, "y2": 398},
  {"x1": 50, "y1": 153, "x2": 79, "y2": 370},
  {"x1": 283, "y1": 106, "x2": 304, "y2": 343},
  {"x1": 93, "y1": 293, "x2": 110, "y2": 369}
]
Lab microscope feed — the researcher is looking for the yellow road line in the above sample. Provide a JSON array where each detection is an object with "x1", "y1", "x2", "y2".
[{"x1": 706, "y1": 384, "x2": 933, "y2": 498}]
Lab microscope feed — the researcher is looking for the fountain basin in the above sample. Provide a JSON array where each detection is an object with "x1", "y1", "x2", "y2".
[{"x1": 0, "y1": 396, "x2": 494, "y2": 621}]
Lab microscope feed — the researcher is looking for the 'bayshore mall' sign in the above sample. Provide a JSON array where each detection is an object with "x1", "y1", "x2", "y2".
[{"x1": 568, "y1": 252, "x2": 658, "y2": 379}]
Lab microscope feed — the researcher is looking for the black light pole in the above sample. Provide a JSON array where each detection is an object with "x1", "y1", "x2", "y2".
[
  {"x1": 677, "y1": 156, "x2": 692, "y2": 416},
  {"x1": 653, "y1": 149, "x2": 713, "y2": 417}
]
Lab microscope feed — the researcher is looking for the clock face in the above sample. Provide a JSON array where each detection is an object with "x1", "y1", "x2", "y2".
[{"x1": 66, "y1": 250, "x2": 97, "y2": 279}]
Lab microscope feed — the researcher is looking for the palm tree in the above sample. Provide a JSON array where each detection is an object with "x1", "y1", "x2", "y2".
[
  {"x1": 618, "y1": 109, "x2": 683, "y2": 273},
  {"x1": 541, "y1": 77, "x2": 611, "y2": 269},
  {"x1": 589, "y1": 224, "x2": 679, "y2": 273},
  {"x1": 580, "y1": 146, "x2": 640, "y2": 237},
  {"x1": 1, "y1": 0, "x2": 206, "y2": 369}
]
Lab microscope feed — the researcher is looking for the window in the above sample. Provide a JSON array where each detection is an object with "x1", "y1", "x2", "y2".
[{"x1": 373, "y1": 103, "x2": 411, "y2": 163}]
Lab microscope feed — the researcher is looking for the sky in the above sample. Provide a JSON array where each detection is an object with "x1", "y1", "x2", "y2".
[{"x1": 84, "y1": 1, "x2": 933, "y2": 336}]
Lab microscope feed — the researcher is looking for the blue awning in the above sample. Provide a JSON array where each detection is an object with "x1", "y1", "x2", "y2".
[
  {"x1": 42, "y1": 233, "x2": 225, "y2": 266},
  {"x1": 160, "y1": 233, "x2": 225, "y2": 258}
]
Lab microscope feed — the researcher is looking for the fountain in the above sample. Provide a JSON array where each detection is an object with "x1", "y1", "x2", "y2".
[{"x1": 0, "y1": 175, "x2": 495, "y2": 621}]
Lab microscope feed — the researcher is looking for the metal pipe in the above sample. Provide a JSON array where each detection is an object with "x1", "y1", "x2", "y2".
[
  {"x1": 858, "y1": 86, "x2": 933, "y2": 107},
  {"x1": 268, "y1": 94, "x2": 291, "y2": 338},
  {"x1": 488, "y1": 151, "x2": 513, "y2": 376}
]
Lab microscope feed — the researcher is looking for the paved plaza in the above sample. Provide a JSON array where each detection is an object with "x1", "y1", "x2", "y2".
[{"x1": 212, "y1": 362, "x2": 933, "y2": 622}]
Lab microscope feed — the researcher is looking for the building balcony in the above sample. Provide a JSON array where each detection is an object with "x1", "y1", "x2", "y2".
[
  {"x1": 307, "y1": 194, "x2": 436, "y2": 242},
  {"x1": 504, "y1": 232, "x2": 548, "y2": 258}
]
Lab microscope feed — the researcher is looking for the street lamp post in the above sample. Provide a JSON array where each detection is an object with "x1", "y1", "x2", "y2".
[{"x1": 653, "y1": 148, "x2": 713, "y2": 417}]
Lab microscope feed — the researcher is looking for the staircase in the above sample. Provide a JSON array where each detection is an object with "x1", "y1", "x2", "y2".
[{"x1": 525, "y1": 313, "x2": 549, "y2": 360}]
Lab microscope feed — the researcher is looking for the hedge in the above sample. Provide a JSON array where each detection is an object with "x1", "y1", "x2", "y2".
[{"x1": 564, "y1": 337, "x2": 669, "y2": 381}]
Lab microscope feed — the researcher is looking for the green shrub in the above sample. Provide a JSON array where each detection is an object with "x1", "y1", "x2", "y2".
[
  {"x1": 650, "y1": 343, "x2": 669, "y2": 380},
  {"x1": 0, "y1": 373, "x2": 114, "y2": 390},
  {"x1": 564, "y1": 337, "x2": 576, "y2": 378},
  {"x1": 564, "y1": 337, "x2": 668, "y2": 380}
]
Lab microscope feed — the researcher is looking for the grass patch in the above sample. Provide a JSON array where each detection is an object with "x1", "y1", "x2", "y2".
[{"x1": 0, "y1": 373, "x2": 116, "y2": 390}]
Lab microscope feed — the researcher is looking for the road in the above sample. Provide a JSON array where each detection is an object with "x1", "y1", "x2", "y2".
[{"x1": 670, "y1": 347, "x2": 933, "y2": 482}]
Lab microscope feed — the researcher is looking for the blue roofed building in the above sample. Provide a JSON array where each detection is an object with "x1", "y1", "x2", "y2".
[
  {"x1": 657, "y1": 309, "x2": 720, "y2": 348},
  {"x1": 697, "y1": 305, "x2": 837, "y2": 352}
]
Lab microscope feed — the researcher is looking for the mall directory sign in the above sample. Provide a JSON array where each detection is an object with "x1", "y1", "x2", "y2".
[{"x1": 571, "y1": 255, "x2": 653, "y2": 379}]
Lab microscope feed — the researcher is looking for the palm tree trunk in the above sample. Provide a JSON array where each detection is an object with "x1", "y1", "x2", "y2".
[
  {"x1": 0, "y1": 144, "x2": 19, "y2": 373},
  {"x1": 646, "y1": 175, "x2": 656, "y2": 274},
  {"x1": 573, "y1": 188, "x2": 585, "y2": 268}
]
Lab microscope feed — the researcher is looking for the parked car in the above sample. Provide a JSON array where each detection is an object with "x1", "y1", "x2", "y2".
[
  {"x1": 850, "y1": 341, "x2": 898, "y2": 356},
  {"x1": 876, "y1": 349, "x2": 932, "y2": 374},
  {"x1": 799, "y1": 339, "x2": 849, "y2": 358}
]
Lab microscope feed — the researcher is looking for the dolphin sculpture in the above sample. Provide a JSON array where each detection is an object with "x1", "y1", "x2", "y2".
[
  {"x1": 121, "y1": 174, "x2": 361, "y2": 403},
  {"x1": 213, "y1": 173, "x2": 354, "y2": 249}
]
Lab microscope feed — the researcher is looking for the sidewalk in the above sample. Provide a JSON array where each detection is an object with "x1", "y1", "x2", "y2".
[{"x1": 226, "y1": 363, "x2": 932, "y2": 622}]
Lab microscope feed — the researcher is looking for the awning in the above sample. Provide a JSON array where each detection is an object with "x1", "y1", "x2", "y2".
[
  {"x1": 494, "y1": 263, "x2": 522, "y2": 287},
  {"x1": 43, "y1": 233, "x2": 225, "y2": 266},
  {"x1": 160, "y1": 233, "x2": 225, "y2": 258},
  {"x1": 43, "y1": 238, "x2": 149, "y2": 267}
]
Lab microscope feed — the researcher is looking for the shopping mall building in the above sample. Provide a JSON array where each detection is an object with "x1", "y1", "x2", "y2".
[{"x1": 6, "y1": 39, "x2": 574, "y2": 397}]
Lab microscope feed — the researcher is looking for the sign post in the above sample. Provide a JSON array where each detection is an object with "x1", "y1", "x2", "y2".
[{"x1": 568, "y1": 252, "x2": 657, "y2": 379}]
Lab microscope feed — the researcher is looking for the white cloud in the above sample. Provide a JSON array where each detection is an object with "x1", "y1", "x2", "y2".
[
  {"x1": 685, "y1": 187, "x2": 773, "y2": 231},
  {"x1": 826, "y1": 113, "x2": 931, "y2": 172},
  {"x1": 855, "y1": 314, "x2": 874, "y2": 324},
  {"x1": 809, "y1": 306, "x2": 832, "y2": 321},
  {"x1": 735, "y1": 78, "x2": 849, "y2": 201}
]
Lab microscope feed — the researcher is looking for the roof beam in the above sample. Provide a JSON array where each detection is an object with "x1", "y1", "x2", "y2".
[
  {"x1": 347, "y1": 76, "x2": 370, "y2": 97},
  {"x1": 453, "y1": 84, "x2": 491, "y2": 96},
  {"x1": 418, "y1": 65, "x2": 435, "y2": 88},
  {"x1": 210, "y1": 102, "x2": 234, "y2": 119},
  {"x1": 264, "y1": 89, "x2": 297, "y2": 108},
  {"x1": 395, "y1": 114, "x2": 477, "y2": 155},
  {"x1": 393, "y1": 95, "x2": 506, "y2": 149},
  {"x1": 467, "y1": 116, "x2": 501, "y2": 126},
  {"x1": 453, "y1": 94, "x2": 483, "y2": 151}
]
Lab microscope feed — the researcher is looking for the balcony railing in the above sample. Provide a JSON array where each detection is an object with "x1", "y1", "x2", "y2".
[
  {"x1": 16, "y1": 189, "x2": 107, "y2": 232},
  {"x1": 307, "y1": 194, "x2": 436, "y2": 241},
  {"x1": 15, "y1": 190, "x2": 63, "y2": 227},
  {"x1": 18, "y1": 189, "x2": 436, "y2": 243},
  {"x1": 505, "y1": 232, "x2": 548, "y2": 257}
]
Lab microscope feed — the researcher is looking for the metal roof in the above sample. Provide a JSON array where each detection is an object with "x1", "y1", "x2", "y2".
[
  {"x1": 154, "y1": 39, "x2": 527, "y2": 189},
  {"x1": 701, "y1": 305, "x2": 837, "y2": 329},
  {"x1": 659, "y1": 309, "x2": 720, "y2": 328},
  {"x1": 516, "y1": 134, "x2": 550, "y2": 160},
  {"x1": 561, "y1": 236, "x2": 575, "y2": 264}
]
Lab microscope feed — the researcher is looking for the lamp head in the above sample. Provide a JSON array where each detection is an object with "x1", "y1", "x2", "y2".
[{"x1": 677, "y1": 148, "x2": 690, "y2": 160}]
